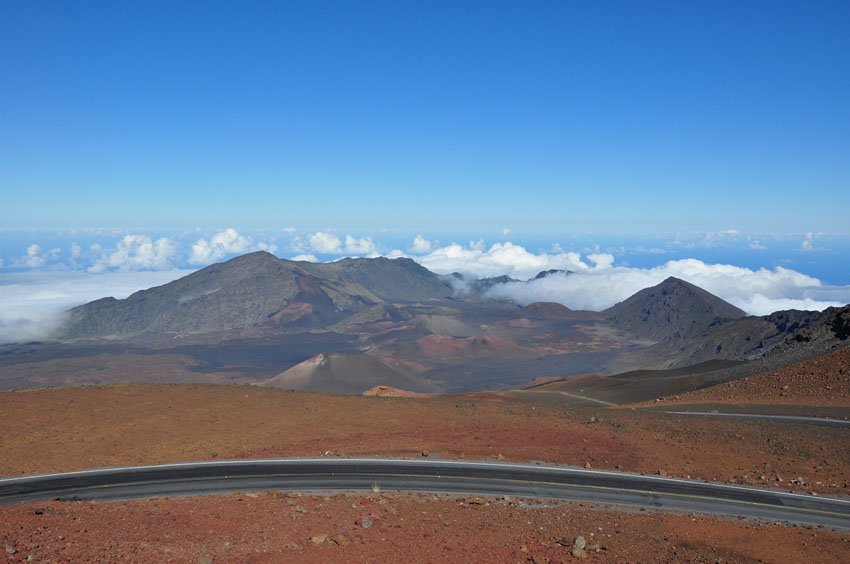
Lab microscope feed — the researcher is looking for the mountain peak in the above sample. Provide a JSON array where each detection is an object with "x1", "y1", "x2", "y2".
[
  {"x1": 226, "y1": 250, "x2": 279, "y2": 263},
  {"x1": 60, "y1": 251, "x2": 452, "y2": 339},
  {"x1": 605, "y1": 277, "x2": 746, "y2": 340}
]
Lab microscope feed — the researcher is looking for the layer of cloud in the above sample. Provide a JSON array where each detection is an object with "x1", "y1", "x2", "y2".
[
  {"x1": 414, "y1": 241, "x2": 594, "y2": 279},
  {"x1": 344, "y1": 235, "x2": 376, "y2": 254},
  {"x1": 89, "y1": 235, "x2": 179, "y2": 273},
  {"x1": 189, "y1": 228, "x2": 252, "y2": 265},
  {"x1": 389, "y1": 240, "x2": 850, "y2": 315},
  {"x1": 485, "y1": 257, "x2": 849, "y2": 316},
  {"x1": 0, "y1": 270, "x2": 193, "y2": 343},
  {"x1": 308, "y1": 231, "x2": 342, "y2": 253},
  {"x1": 410, "y1": 235, "x2": 432, "y2": 254},
  {"x1": 297, "y1": 231, "x2": 378, "y2": 256}
]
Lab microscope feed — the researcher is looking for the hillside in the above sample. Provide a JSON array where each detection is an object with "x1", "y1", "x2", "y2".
[
  {"x1": 605, "y1": 277, "x2": 746, "y2": 341},
  {"x1": 60, "y1": 253, "x2": 452, "y2": 339},
  {"x1": 654, "y1": 346, "x2": 850, "y2": 406},
  {"x1": 261, "y1": 352, "x2": 439, "y2": 394}
]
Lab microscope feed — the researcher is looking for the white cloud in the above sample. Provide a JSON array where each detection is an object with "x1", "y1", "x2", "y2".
[
  {"x1": 22, "y1": 244, "x2": 45, "y2": 268},
  {"x1": 290, "y1": 254, "x2": 319, "y2": 262},
  {"x1": 486, "y1": 257, "x2": 850, "y2": 316},
  {"x1": 587, "y1": 253, "x2": 614, "y2": 269},
  {"x1": 282, "y1": 226, "x2": 297, "y2": 233},
  {"x1": 416, "y1": 241, "x2": 589, "y2": 279},
  {"x1": 12, "y1": 244, "x2": 63, "y2": 270},
  {"x1": 501, "y1": 228, "x2": 511, "y2": 237},
  {"x1": 385, "y1": 249, "x2": 410, "y2": 259},
  {"x1": 89, "y1": 235, "x2": 179, "y2": 272},
  {"x1": 308, "y1": 231, "x2": 342, "y2": 253},
  {"x1": 69, "y1": 243, "x2": 82, "y2": 260},
  {"x1": 748, "y1": 240, "x2": 767, "y2": 251},
  {"x1": 344, "y1": 235, "x2": 376, "y2": 255},
  {"x1": 0, "y1": 270, "x2": 193, "y2": 343},
  {"x1": 188, "y1": 228, "x2": 252, "y2": 265},
  {"x1": 301, "y1": 232, "x2": 376, "y2": 255},
  {"x1": 410, "y1": 235, "x2": 433, "y2": 254},
  {"x1": 255, "y1": 241, "x2": 278, "y2": 254},
  {"x1": 802, "y1": 231, "x2": 815, "y2": 251}
]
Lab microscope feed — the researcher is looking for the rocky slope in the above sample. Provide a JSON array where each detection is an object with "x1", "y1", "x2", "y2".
[
  {"x1": 261, "y1": 352, "x2": 439, "y2": 394},
  {"x1": 605, "y1": 276, "x2": 747, "y2": 341},
  {"x1": 60, "y1": 252, "x2": 452, "y2": 339}
]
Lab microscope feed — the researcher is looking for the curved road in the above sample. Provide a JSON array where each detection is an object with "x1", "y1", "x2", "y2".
[
  {"x1": 660, "y1": 411, "x2": 850, "y2": 428},
  {"x1": 2, "y1": 458, "x2": 849, "y2": 529}
]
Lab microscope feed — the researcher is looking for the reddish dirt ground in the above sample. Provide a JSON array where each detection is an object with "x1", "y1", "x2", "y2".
[
  {"x1": 2, "y1": 492, "x2": 848, "y2": 563},
  {"x1": 362, "y1": 385, "x2": 433, "y2": 397},
  {"x1": 1, "y1": 384, "x2": 849, "y2": 495},
  {"x1": 653, "y1": 347, "x2": 850, "y2": 407}
]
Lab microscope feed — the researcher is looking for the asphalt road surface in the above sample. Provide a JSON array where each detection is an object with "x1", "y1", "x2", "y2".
[
  {"x1": 660, "y1": 411, "x2": 850, "y2": 428},
  {"x1": 2, "y1": 459, "x2": 849, "y2": 529}
]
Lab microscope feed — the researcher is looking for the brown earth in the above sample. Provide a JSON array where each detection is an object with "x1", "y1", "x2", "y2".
[
  {"x1": 652, "y1": 347, "x2": 850, "y2": 407},
  {"x1": 362, "y1": 385, "x2": 433, "y2": 398},
  {"x1": 1, "y1": 384, "x2": 849, "y2": 496},
  {"x1": 2, "y1": 492, "x2": 848, "y2": 563}
]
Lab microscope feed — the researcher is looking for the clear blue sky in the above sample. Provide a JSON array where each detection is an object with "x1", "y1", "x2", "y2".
[{"x1": 2, "y1": 0, "x2": 849, "y2": 232}]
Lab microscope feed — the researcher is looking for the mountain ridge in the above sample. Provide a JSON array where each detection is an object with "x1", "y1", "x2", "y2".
[
  {"x1": 61, "y1": 252, "x2": 452, "y2": 339},
  {"x1": 604, "y1": 276, "x2": 747, "y2": 341}
]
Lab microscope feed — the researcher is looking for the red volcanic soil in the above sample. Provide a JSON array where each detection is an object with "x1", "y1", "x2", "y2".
[
  {"x1": 656, "y1": 347, "x2": 850, "y2": 407},
  {"x1": 2, "y1": 384, "x2": 850, "y2": 496},
  {"x1": 2, "y1": 492, "x2": 848, "y2": 563},
  {"x1": 269, "y1": 301, "x2": 315, "y2": 324},
  {"x1": 362, "y1": 385, "x2": 432, "y2": 398}
]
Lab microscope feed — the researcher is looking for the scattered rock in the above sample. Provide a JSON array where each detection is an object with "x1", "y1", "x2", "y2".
[
  {"x1": 584, "y1": 462, "x2": 592, "y2": 469},
  {"x1": 573, "y1": 536, "x2": 586, "y2": 549},
  {"x1": 310, "y1": 534, "x2": 328, "y2": 544},
  {"x1": 360, "y1": 517, "x2": 374, "y2": 529},
  {"x1": 6, "y1": 545, "x2": 17, "y2": 555},
  {"x1": 329, "y1": 535, "x2": 350, "y2": 546},
  {"x1": 196, "y1": 557, "x2": 212, "y2": 564},
  {"x1": 572, "y1": 547, "x2": 588, "y2": 559}
]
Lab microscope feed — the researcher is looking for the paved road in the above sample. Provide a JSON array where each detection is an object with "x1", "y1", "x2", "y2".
[
  {"x1": 660, "y1": 411, "x2": 850, "y2": 428},
  {"x1": 1, "y1": 459, "x2": 849, "y2": 529}
]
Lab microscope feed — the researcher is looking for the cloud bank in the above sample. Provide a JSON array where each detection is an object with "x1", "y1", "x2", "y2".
[
  {"x1": 0, "y1": 270, "x2": 193, "y2": 343},
  {"x1": 296, "y1": 231, "x2": 378, "y2": 256},
  {"x1": 400, "y1": 241, "x2": 850, "y2": 316},
  {"x1": 189, "y1": 228, "x2": 252, "y2": 265},
  {"x1": 89, "y1": 235, "x2": 179, "y2": 273},
  {"x1": 2, "y1": 236, "x2": 848, "y2": 343}
]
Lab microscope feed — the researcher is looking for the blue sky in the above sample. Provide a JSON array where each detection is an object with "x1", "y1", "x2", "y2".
[
  {"x1": 2, "y1": 1, "x2": 848, "y2": 232},
  {"x1": 2, "y1": 2, "x2": 850, "y2": 340}
]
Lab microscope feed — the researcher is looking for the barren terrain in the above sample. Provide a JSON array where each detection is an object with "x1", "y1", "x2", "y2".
[
  {"x1": 651, "y1": 347, "x2": 850, "y2": 407},
  {"x1": 3, "y1": 492, "x2": 849, "y2": 563},
  {"x1": 2, "y1": 383, "x2": 848, "y2": 496}
]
